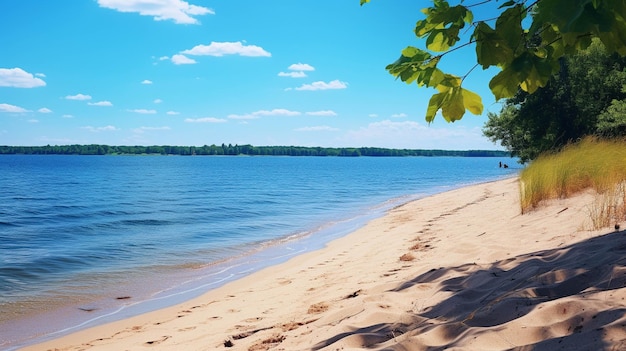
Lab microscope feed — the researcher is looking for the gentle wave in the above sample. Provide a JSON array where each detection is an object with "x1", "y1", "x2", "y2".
[{"x1": 0, "y1": 155, "x2": 519, "y2": 349}]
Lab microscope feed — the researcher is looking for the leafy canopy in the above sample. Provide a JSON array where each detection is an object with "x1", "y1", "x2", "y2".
[
  {"x1": 482, "y1": 40, "x2": 626, "y2": 163},
  {"x1": 361, "y1": 0, "x2": 626, "y2": 123}
]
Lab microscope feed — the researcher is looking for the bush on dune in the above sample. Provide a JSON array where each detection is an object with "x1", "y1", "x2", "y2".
[{"x1": 520, "y1": 137, "x2": 626, "y2": 229}]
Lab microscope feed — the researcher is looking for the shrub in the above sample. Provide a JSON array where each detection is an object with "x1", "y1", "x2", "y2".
[{"x1": 520, "y1": 137, "x2": 626, "y2": 229}]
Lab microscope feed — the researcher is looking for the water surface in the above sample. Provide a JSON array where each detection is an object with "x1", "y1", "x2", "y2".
[{"x1": 0, "y1": 155, "x2": 518, "y2": 349}]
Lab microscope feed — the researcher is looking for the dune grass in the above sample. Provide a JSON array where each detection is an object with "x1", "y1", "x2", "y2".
[{"x1": 520, "y1": 137, "x2": 626, "y2": 229}]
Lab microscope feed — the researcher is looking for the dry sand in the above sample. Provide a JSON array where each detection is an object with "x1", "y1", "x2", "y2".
[{"x1": 20, "y1": 178, "x2": 626, "y2": 350}]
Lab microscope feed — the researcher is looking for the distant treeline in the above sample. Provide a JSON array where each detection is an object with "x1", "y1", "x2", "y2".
[{"x1": 0, "y1": 144, "x2": 510, "y2": 157}]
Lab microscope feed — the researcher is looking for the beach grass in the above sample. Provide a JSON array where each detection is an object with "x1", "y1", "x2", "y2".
[{"x1": 520, "y1": 137, "x2": 626, "y2": 228}]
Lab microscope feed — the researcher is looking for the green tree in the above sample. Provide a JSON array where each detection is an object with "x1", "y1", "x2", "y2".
[
  {"x1": 596, "y1": 98, "x2": 626, "y2": 137},
  {"x1": 483, "y1": 40, "x2": 626, "y2": 162},
  {"x1": 361, "y1": 0, "x2": 626, "y2": 123}
]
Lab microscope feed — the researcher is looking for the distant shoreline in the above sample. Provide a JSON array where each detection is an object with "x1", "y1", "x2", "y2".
[{"x1": 0, "y1": 144, "x2": 510, "y2": 157}]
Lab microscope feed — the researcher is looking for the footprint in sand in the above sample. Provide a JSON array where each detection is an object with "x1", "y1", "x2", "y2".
[
  {"x1": 144, "y1": 335, "x2": 171, "y2": 346},
  {"x1": 308, "y1": 302, "x2": 329, "y2": 314},
  {"x1": 243, "y1": 316, "x2": 264, "y2": 323},
  {"x1": 177, "y1": 309, "x2": 192, "y2": 318}
]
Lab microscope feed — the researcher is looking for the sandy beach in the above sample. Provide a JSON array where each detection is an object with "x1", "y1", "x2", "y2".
[{"x1": 20, "y1": 177, "x2": 626, "y2": 351}]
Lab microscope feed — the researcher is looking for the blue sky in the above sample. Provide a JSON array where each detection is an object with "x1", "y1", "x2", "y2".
[{"x1": 0, "y1": 0, "x2": 505, "y2": 149}]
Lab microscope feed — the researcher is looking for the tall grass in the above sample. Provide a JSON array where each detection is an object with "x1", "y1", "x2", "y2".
[{"x1": 520, "y1": 137, "x2": 626, "y2": 228}]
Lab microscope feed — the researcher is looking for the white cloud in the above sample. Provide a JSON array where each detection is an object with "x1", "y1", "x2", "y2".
[
  {"x1": 341, "y1": 120, "x2": 426, "y2": 147},
  {"x1": 294, "y1": 126, "x2": 339, "y2": 132},
  {"x1": 184, "y1": 117, "x2": 227, "y2": 123},
  {"x1": 35, "y1": 73, "x2": 46, "y2": 77},
  {"x1": 97, "y1": 0, "x2": 214, "y2": 25},
  {"x1": 278, "y1": 63, "x2": 314, "y2": 78},
  {"x1": 181, "y1": 41, "x2": 271, "y2": 57},
  {"x1": 0, "y1": 103, "x2": 30, "y2": 113},
  {"x1": 141, "y1": 79, "x2": 153, "y2": 84},
  {"x1": 295, "y1": 80, "x2": 347, "y2": 91},
  {"x1": 171, "y1": 54, "x2": 196, "y2": 65},
  {"x1": 88, "y1": 101, "x2": 113, "y2": 106},
  {"x1": 38, "y1": 107, "x2": 52, "y2": 113},
  {"x1": 62, "y1": 114, "x2": 74, "y2": 118},
  {"x1": 133, "y1": 126, "x2": 171, "y2": 133},
  {"x1": 278, "y1": 71, "x2": 307, "y2": 78},
  {"x1": 288, "y1": 63, "x2": 315, "y2": 71},
  {"x1": 28, "y1": 119, "x2": 39, "y2": 123},
  {"x1": 166, "y1": 111, "x2": 180, "y2": 115},
  {"x1": 0, "y1": 68, "x2": 46, "y2": 88},
  {"x1": 159, "y1": 56, "x2": 169, "y2": 61},
  {"x1": 391, "y1": 113, "x2": 408, "y2": 118},
  {"x1": 253, "y1": 109, "x2": 300, "y2": 117},
  {"x1": 128, "y1": 109, "x2": 157, "y2": 114},
  {"x1": 82, "y1": 125, "x2": 119, "y2": 132},
  {"x1": 66, "y1": 93, "x2": 92, "y2": 100},
  {"x1": 306, "y1": 110, "x2": 337, "y2": 116},
  {"x1": 369, "y1": 114, "x2": 378, "y2": 118},
  {"x1": 153, "y1": 99, "x2": 163, "y2": 104},
  {"x1": 228, "y1": 108, "x2": 301, "y2": 120},
  {"x1": 356, "y1": 120, "x2": 422, "y2": 133},
  {"x1": 340, "y1": 120, "x2": 495, "y2": 150}
]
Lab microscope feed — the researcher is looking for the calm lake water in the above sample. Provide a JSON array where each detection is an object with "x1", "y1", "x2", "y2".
[{"x1": 0, "y1": 155, "x2": 518, "y2": 349}]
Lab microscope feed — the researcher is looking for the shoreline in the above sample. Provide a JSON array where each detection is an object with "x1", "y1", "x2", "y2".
[
  {"x1": 3, "y1": 174, "x2": 509, "y2": 351},
  {"x1": 1, "y1": 191, "x2": 391, "y2": 350},
  {"x1": 17, "y1": 177, "x2": 626, "y2": 350},
  {"x1": 1, "y1": 179, "x2": 434, "y2": 350}
]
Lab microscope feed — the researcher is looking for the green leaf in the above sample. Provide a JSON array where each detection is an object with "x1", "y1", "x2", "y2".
[
  {"x1": 534, "y1": 47, "x2": 548, "y2": 58},
  {"x1": 441, "y1": 87, "x2": 465, "y2": 122},
  {"x1": 415, "y1": 1, "x2": 472, "y2": 53},
  {"x1": 511, "y1": 52, "x2": 558, "y2": 94},
  {"x1": 425, "y1": 85, "x2": 483, "y2": 123},
  {"x1": 435, "y1": 73, "x2": 461, "y2": 91},
  {"x1": 415, "y1": 18, "x2": 442, "y2": 38},
  {"x1": 426, "y1": 27, "x2": 461, "y2": 52},
  {"x1": 360, "y1": 0, "x2": 370, "y2": 5},
  {"x1": 541, "y1": 25, "x2": 567, "y2": 58},
  {"x1": 386, "y1": 48, "x2": 449, "y2": 89},
  {"x1": 461, "y1": 88, "x2": 483, "y2": 115},
  {"x1": 429, "y1": 4, "x2": 467, "y2": 28},
  {"x1": 474, "y1": 22, "x2": 514, "y2": 69},
  {"x1": 426, "y1": 92, "x2": 446, "y2": 123},
  {"x1": 495, "y1": 5, "x2": 525, "y2": 53},
  {"x1": 428, "y1": 68, "x2": 445, "y2": 87},
  {"x1": 498, "y1": 1, "x2": 516, "y2": 9},
  {"x1": 401, "y1": 46, "x2": 420, "y2": 58},
  {"x1": 534, "y1": 0, "x2": 594, "y2": 33},
  {"x1": 519, "y1": 67, "x2": 542, "y2": 93},
  {"x1": 489, "y1": 68, "x2": 520, "y2": 100},
  {"x1": 597, "y1": 8, "x2": 626, "y2": 55},
  {"x1": 488, "y1": 51, "x2": 559, "y2": 99}
]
